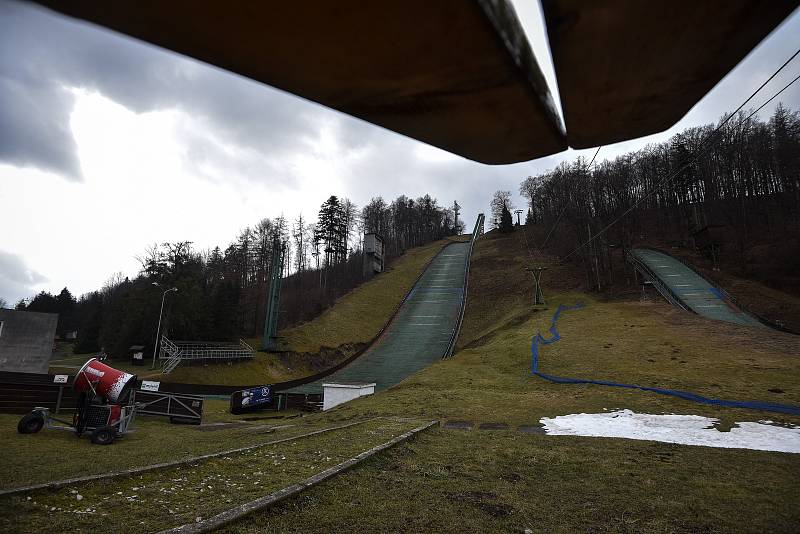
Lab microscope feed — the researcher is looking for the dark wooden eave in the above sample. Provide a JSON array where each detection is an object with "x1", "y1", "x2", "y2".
[
  {"x1": 543, "y1": 0, "x2": 799, "y2": 149},
  {"x1": 32, "y1": 0, "x2": 798, "y2": 162},
  {"x1": 35, "y1": 0, "x2": 566, "y2": 164}
]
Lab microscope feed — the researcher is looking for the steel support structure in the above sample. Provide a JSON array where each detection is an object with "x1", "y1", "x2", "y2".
[{"x1": 262, "y1": 240, "x2": 287, "y2": 351}]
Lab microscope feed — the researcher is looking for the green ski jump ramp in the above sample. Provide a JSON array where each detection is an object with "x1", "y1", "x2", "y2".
[
  {"x1": 286, "y1": 233, "x2": 477, "y2": 395},
  {"x1": 629, "y1": 248, "x2": 763, "y2": 327}
]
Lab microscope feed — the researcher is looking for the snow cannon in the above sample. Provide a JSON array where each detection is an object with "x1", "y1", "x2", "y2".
[
  {"x1": 16, "y1": 357, "x2": 139, "y2": 445},
  {"x1": 74, "y1": 358, "x2": 137, "y2": 404}
]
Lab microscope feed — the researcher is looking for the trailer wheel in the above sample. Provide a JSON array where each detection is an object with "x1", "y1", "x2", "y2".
[
  {"x1": 17, "y1": 412, "x2": 45, "y2": 434},
  {"x1": 90, "y1": 426, "x2": 116, "y2": 445}
]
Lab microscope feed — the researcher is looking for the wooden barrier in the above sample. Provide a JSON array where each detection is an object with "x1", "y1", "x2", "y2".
[
  {"x1": 0, "y1": 372, "x2": 76, "y2": 414},
  {"x1": 0, "y1": 372, "x2": 204, "y2": 424}
]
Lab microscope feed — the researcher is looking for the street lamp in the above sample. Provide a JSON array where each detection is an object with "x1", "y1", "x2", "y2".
[{"x1": 151, "y1": 283, "x2": 178, "y2": 369}]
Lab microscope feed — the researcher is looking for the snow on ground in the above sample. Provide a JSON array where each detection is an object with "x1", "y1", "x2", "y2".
[{"x1": 541, "y1": 409, "x2": 800, "y2": 453}]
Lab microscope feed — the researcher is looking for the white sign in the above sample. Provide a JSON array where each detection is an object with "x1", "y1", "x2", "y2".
[
  {"x1": 53, "y1": 375, "x2": 68, "y2": 384},
  {"x1": 141, "y1": 380, "x2": 160, "y2": 392},
  {"x1": 133, "y1": 352, "x2": 143, "y2": 360}
]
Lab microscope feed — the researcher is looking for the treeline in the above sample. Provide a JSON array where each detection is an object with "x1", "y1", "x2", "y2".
[
  {"x1": 361, "y1": 195, "x2": 462, "y2": 256},
  {"x1": 15, "y1": 193, "x2": 460, "y2": 358},
  {"x1": 519, "y1": 104, "x2": 800, "y2": 290}
]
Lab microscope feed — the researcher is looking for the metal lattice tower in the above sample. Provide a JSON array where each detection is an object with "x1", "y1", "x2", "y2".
[{"x1": 262, "y1": 239, "x2": 287, "y2": 351}]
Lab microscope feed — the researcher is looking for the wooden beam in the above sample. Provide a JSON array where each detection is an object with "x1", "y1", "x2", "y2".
[
  {"x1": 35, "y1": 0, "x2": 566, "y2": 164},
  {"x1": 543, "y1": 0, "x2": 798, "y2": 148}
]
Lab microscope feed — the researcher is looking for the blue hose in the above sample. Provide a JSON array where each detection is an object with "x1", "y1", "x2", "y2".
[{"x1": 530, "y1": 303, "x2": 800, "y2": 416}]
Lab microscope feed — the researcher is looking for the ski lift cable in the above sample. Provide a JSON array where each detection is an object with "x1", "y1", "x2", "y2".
[{"x1": 559, "y1": 48, "x2": 800, "y2": 263}]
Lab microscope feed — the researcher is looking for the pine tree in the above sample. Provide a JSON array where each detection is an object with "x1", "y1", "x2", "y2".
[
  {"x1": 56, "y1": 287, "x2": 77, "y2": 335},
  {"x1": 316, "y1": 196, "x2": 345, "y2": 266},
  {"x1": 499, "y1": 202, "x2": 514, "y2": 233},
  {"x1": 27, "y1": 291, "x2": 59, "y2": 313}
]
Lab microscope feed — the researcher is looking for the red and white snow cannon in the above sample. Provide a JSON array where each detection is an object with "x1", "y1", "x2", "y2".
[{"x1": 17, "y1": 357, "x2": 139, "y2": 445}]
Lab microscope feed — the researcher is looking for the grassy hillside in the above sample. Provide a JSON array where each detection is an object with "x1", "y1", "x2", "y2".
[
  {"x1": 233, "y1": 228, "x2": 800, "y2": 532},
  {"x1": 158, "y1": 238, "x2": 456, "y2": 385},
  {"x1": 332, "y1": 229, "x2": 800, "y2": 424},
  {"x1": 29, "y1": 228, "x2": 800, "y2": 532},
  {"x1": 276, "y1": 237, "x2": 466, "y2": 353}
]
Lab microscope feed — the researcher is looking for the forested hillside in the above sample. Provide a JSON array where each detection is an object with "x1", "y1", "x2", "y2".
[
  {"x1": 519, "y1": 104, "x2": 800, "y2": 296},
  {"x1": 14, "y1": 193, "x2": 462, "y2": 358}
]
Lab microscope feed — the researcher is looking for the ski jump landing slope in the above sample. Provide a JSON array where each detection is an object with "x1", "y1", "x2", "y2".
[
  {"x1": 286, "y1": 241, "x2": 470, "y2": 395},
  {"x1": 630, "y1": 248, "x2": 762, "y2": 327}
]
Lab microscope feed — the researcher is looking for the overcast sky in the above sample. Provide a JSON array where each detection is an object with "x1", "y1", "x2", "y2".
[{"x1": 1, "y1": 0, "x2": 798, "y2": 305}]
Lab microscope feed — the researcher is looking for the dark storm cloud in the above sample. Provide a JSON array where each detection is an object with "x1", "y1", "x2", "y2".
[
  {"x1": 0, "y1": 73, "x2": 81, "y2": 179},
  {"x1": 335, "y1": 128, "x2": 568, "y2": 229},
  {"x1": 2, "y1": 0, "x2": 797, "y2": 218},
  {"x1": 0, "y1": 249, "x2": 47, "y2": 303},
  {"x1": 0, "y1": 0, "x2": 324, "y2": 181}
]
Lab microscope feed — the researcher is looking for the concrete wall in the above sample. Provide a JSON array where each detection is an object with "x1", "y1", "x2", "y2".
[
  {"x1": 0, "y1": 309, "x2": 58, "y2": 374},
  {"x1": 322, "y1": 382, "x2": 375, "y2": 411}
]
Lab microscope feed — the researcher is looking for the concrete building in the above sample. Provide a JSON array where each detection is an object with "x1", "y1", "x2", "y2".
[
  {"x1": 363, "y1": 233, "x2": 385, "y2": 279},
  {"x1": 0, "y1": 309, "x2": 58, "y2": 373}
]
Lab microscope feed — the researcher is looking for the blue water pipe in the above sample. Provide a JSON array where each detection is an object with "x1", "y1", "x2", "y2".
[{"x1": 530, "y1": 303, "x2": 800, "y2": 416}]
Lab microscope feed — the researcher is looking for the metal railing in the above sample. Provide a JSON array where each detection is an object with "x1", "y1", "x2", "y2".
[
  {"x1": 634, "y1": 246, "x2": 784, "y2": 331},
  {"x1": 626, "y1": 251, "x2": 689, "y2": 311},
  {"x1": 159, "y1": 336, "x2": 255, "y2": 374},
  {"x1": 159, "y1": 338, "x2": 255, "y2": 360},
  {"x1": 443, "y1": 213, "x2": 485, "y2": 358}
]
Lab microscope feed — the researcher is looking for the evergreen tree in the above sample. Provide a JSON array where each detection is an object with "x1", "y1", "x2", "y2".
[
  {"x1": 316, "y1": 196, "x2": 345, "y2": 266},
  {"x1": 55, "y1": 287, "x2": 76, "y2": 334},
  {"x1": 499, "y1": 202, "x2": 514, "y2": 233},
  {"x1": 27, "y1": 291, "x2": 59, "y2": 313},
  {"x1": 75, "y1": 292, "x2": 102, "y2": 353}
]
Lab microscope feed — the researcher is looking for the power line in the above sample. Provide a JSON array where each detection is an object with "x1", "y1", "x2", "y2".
[
  {"x1": 585, "y1": 145, "x2": 602, "y2": 168},
  {"x1": 559, "y1": 48, "x2": 800, "y2": 262},
  {"x1": 743, "y1": 72, "x2": 800, "y2": 121},
  {"x1": 539, "y1": 146, "x2": 602, "y2": 251},
  {"x1": 522, "y1": 146, "x2": 601, "y2": 260}
]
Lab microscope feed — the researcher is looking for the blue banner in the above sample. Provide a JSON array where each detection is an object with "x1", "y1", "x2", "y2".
[{"x1": 230, "y1": 385, "x2": 273, "y2": 414}]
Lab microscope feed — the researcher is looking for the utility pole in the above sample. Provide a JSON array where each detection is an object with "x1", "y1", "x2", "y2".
[
  {"x1": 514, "y1": 209, "x2": 523, "y2": 225},
  {"x1": 587, "y1": 222, "x2": 601, "y2": 292},
  {"x1": 607, "y1": 243, "x2": 618, "y2": 292},
  {"x1": 525, "y1": 267, "x2": 548, "y2": 306}
]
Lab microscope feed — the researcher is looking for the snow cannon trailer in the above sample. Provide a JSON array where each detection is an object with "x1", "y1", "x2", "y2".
[{"x1": 17, "y1": 358, "x2": 138, "y2": 445}]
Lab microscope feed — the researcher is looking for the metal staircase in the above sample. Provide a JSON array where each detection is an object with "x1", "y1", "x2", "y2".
[{"x1": 160, "y1": 336, "x2": 183, "y2": 374}]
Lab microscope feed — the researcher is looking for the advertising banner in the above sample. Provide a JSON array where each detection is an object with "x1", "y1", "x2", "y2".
[
  {"x1": 230, "y1": 385, "x2": 273, "y2": 414},
  {"x1": 141, "y1": 380, "x2": 160, "y2": 392}
]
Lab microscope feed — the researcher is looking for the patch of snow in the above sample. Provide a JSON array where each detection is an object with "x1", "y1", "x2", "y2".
[{"x1": 540, "y1": 410, "x2": 800, "y2": 453}]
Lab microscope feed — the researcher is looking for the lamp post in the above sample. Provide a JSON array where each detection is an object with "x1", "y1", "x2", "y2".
[{"x1": 151, "y1": 283, "x2": 178, "y2": 370}]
